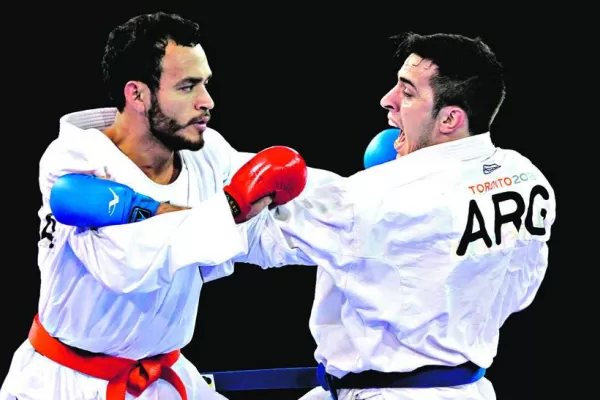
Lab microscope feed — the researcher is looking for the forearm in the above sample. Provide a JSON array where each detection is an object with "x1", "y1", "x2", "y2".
[
  {"x1": 235, "y1": 210, "x2": 316, "y2": 268},
  {"x1": 62, "y1": 191, "x2": 247, "y2": 293},
  {"x1": 239, "y1": 172, "x2": 354, "y2": 269}
]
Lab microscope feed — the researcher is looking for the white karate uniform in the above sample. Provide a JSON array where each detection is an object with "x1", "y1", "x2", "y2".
[
  {"x1": 0, "y1": 107, "x2": 338, "y2": 400},
  {"x1": 243, "y1": 133, "x2": 557, "y2": 400}
]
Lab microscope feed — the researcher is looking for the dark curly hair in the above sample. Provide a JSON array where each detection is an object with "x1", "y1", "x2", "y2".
[
  {"x1": 101, "y1": 12, "x2": 203, "y2": 111},
  {"x1": 392, "y1": 32, "x2": 506, "y2": 135}
]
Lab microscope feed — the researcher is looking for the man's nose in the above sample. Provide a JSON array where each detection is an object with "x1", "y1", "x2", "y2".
[
  {"x1": 196, "y1": 88, "x2": 215, "y2": 110},
  {"x1": 380, "y1": 88, "x2": 399, "y2": 112}
]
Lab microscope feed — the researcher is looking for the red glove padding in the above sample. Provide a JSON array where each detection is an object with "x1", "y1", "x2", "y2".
[{"x1": 224, "y1": 146, "x2": 308, "y2": 223}]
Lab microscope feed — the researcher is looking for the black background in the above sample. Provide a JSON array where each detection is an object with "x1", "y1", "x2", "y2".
[{"x1": 2, "y1": 4, "x2": 571, "y2": 400}]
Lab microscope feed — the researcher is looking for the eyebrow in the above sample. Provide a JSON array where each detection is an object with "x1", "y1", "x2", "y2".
[
  {"x1": 399, "y1": 76, "x2": 416, "y2": 89},
  {"x1": 176, "y1": 75, "x2": 212, "y2": 86}
]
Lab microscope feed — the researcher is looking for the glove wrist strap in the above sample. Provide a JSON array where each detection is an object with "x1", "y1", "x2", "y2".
[{"x1": 128, "y1": 194, "x2": 161, "y2": 223}]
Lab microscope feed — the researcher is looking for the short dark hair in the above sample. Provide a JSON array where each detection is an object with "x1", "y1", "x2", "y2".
[
  {"x1": 392, "y1": 32, "x2": 506, "y2": 135},
  {"x1": 101, "y1": 12, "x2": 203, "y2": 111}
]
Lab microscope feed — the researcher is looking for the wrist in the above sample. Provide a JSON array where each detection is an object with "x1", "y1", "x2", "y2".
[
  {"x1": 128, "y1": 194, "x2": 161, "y2": 222},
  {"x1": 156, "y1": 202, "x2": 190, "y2": 215},
  {"x1": 223, "y1": 186, "x2": 249, "y2": 223}
]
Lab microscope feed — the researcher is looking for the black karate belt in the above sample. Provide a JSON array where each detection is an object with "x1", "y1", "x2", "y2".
[{"x1": 200, "y1": 361, "x2": 486, "y2": 397}]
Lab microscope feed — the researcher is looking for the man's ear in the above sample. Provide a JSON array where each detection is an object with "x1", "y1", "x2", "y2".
[
  {"x1": 438, "y1": 106, "x2": 466, "y2": 134},
  {"x1": 124, "y1": 81, "x2": 150, "y2": 113}
]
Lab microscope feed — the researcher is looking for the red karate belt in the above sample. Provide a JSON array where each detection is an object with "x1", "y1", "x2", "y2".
[{"x1": 28, "y1": 314, "x2": 187, "y2": 399}]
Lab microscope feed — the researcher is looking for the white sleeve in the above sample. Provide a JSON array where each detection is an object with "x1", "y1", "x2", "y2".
[
  {"x1": 237, "y1": 174, "x2": 356, "y2": 270},
  {"x1": 38, "y1": 139, "x2": 247, "y2": 294},
  {"x1": 198, "y1": 128, "x2": 348, "y2": 268}
]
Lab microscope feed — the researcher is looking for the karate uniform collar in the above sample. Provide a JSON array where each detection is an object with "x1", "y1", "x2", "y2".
[
  {"x1": 401, "y1": 132, "x2": 496, "y2": 164},
  {"x1": 59, "y1": 108, "x2": 118, "y2": 133}
]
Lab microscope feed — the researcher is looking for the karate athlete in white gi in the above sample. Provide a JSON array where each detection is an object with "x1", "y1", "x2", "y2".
[
  {"x1": 0, "y1": 12, "x2": 335, "y2": 400},
  {"x1": 242, "y1": 33, "x2": 557, "y2": 400}
]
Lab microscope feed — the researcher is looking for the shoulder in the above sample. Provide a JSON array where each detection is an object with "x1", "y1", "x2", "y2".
[
  {"x1": 38, "y1": 128, "x2": 121, "y2": 198},
  {"x1": 345, "y1": 156, "x2": 443, "y2": 206},
  {"x1": 500, "y1": 148, "x2": 557, "y2": 223},
  {"x1": 477, "y1": 147, "x2": 557, "y2": 215},
  {"x1": 39, "y1": 130, "x2": 108, "y2": 176},
  {"x1": 345, "y1": 156, "x2": 481, "y2": 236},
  {"x1": 501, "y1": 148, "x2": 554, "y2": 188}
]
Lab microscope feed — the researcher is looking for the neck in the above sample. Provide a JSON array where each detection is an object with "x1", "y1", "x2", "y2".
[
  {"x1": 437, "y1": 127, "x2": 470, "y2": 145},
  {"x1": 104, "y1": 110, "x2": 180, "y2": 185}
]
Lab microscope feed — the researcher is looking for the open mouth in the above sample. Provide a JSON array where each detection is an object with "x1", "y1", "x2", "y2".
[{"x1": 394, "y1": 130, "x2": 405, "y2": 152}]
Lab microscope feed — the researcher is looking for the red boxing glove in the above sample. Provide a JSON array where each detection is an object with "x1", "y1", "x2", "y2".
[{"x1": 224, "y1": 146, "x2": 308, "y2": 223}]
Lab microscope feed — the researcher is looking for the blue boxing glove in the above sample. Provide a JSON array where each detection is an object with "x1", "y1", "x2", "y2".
[
  {"x1": 363, "y1": 128, "x2": 400, "y2": 169},
  {"x1": 49, "y1": 174, "x2": 161, "y2": 228}
]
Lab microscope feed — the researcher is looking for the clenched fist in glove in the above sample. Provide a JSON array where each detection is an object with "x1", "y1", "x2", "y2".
[{"x1": 224, "y1": 146, "x2": 308, "y2": 223}]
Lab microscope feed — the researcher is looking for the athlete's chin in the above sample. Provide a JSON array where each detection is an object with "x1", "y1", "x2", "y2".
[
  {"x1": 183, "y1": 137, "x2": 204, "y2": 151},
  {"x1": 180, "y1": 129, "x2": 205, "y2": 151},
  {"x1": 168, "y1": 135, "x2": 204, "y2": 152}
]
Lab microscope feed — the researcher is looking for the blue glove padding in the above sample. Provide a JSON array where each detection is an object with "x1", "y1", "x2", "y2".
[
  {"x1": 49, "y1": 174, "x2": 161, "y2": 228},
  {"x1": 363, "y1": 128, "x2": 400, "y2": 169}
]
